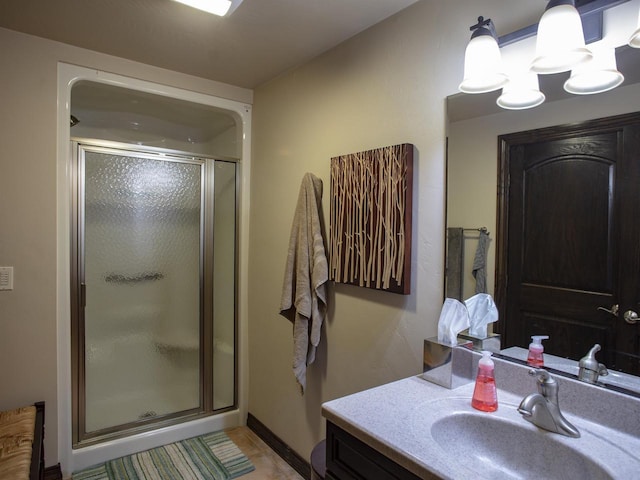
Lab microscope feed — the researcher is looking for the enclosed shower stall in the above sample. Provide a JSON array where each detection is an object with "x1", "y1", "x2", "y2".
[{"x1": 69, "y1": 81, "x2": 242, "y2": 448}]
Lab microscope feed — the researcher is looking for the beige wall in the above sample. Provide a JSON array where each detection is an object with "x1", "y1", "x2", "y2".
[
  {"x1": 0, "y1": 26, "x2": 251, "y2": 467},
  {"x1": 247, "y1": 0, "x2": 640, "y2": 462},
  {"x1": 247, "y1": 0, "x2": 541, "y2": 461}
]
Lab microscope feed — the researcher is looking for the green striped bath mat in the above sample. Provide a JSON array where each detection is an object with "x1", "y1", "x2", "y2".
[{"x1": 72, "y1": 430, "x2": 255, "y2": 480}]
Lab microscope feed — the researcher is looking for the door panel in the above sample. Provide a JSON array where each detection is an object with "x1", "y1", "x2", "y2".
[{"x1": 522, "y1": 154, "x2": 614, "y2": 291}]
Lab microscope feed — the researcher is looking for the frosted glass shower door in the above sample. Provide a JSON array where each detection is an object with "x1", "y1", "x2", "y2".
[
  {"x1": 213, "y1": 161, "x2": 237, "y2": 410},
  {"x1": 80, "y1": 147, "x2": 203, "y2": 435}
]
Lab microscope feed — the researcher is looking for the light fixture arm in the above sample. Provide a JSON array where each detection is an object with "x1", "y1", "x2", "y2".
[
  {"x1": 470, "y1": 16, "x2": 499, "y2": 41},
  {"x1": 546, "y1": 0, "x2": 576, "y2": 10},
  {"x1": 498, "y1": 0, "x2": 631, "y2": 47}
]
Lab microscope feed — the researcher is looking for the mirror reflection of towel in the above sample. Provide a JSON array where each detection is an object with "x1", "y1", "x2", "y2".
[
  {"x1": 279, "y1": 173, "x2": 328, "y2": 394},
  {"x1": 472, "y1": 230, "x2": 490, "y2": 294}
]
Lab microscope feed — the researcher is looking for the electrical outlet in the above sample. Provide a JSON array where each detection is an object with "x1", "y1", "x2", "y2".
[{"x1": 0, "y1": 267, "x2": 14, "y2": 291}]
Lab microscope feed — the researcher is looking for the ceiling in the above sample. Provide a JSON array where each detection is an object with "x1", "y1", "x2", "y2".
[{"x1": 0, "y1": 0, "x2": 419, "y2": 89}]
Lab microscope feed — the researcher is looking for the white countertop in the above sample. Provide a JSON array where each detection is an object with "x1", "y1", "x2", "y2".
[{"x1": 322, "y1": 360, "x2": 640, "y2": 480}]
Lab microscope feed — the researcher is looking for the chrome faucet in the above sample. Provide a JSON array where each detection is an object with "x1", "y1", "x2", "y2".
[
  {"x1": 578, "y1": 344, "x2": 608, "y2": 384},
  {"x1": 517, "y1": 369, "x2": 580, "y2": 438}
]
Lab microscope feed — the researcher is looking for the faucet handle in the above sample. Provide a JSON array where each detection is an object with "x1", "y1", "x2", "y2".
[
  {"x1": 528, "y1": 368, "x2": 553, "y2": 383},
  {"x1": 528, "y1": 368, "x2": 557, "y2": 398}
]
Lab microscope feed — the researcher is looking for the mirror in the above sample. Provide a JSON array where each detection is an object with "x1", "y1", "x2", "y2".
[{"x1": 445, "y1": 44, "x2": 640, "y2": 395}]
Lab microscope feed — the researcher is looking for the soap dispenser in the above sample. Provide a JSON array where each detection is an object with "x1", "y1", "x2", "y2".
[
  {"x1": 527, "y1": 335, "x2": 549, "y2": 367},
  {"x1": 471, "y1": 351, "x2": 498, "y2": 412}
]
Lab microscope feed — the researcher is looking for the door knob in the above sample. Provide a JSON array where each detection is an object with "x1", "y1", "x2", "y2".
[
  {"x1": 597, "y1": 304, "x2": 619, "y2": 316},
  {"x1": 623, "y1": 310, "x2": 639, "y2": 325}
]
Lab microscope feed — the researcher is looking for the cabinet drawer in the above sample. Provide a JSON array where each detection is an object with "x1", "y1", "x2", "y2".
[{"x1": 326, "y1": 422, "x2": 433, "y2": 480}]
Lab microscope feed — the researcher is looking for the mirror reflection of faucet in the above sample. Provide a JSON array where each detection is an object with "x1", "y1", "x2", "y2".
[
  {"x1": 517, "y1": 368, "x2": 580, "y2": 438},
  {"x1": 578, "y1": 344, "x2": 609, "y2": 384}
]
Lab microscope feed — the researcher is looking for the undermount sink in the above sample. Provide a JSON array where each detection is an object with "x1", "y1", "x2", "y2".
[
  {"x1": 431, "y1": 411, "x2": 611, "y2": 480},
  {"x1": 411, "y1": 397, "x2": 639, "y2": 480}
]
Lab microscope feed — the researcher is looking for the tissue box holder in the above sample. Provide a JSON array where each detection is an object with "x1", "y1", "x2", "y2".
[
  {"x1": 422, "y1": 337, "x2": 473, "y2": 389},
  {"x1": 457, "y1": 333, "x2": 501, "y2": 353}
]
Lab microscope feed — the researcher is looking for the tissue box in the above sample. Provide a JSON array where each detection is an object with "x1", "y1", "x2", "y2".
[
  {"x1": 457, "y1": 333, "x2": 501, "y2": 353},
  {"x1": 422, "y1": 337, "x2": 474, "y2": 389}
]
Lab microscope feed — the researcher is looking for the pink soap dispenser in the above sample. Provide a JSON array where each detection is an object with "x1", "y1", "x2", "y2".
[
  {"x1": 471, "y1": 351, "x2": 498, "y2": 412},
  {"x1": 527, "y1": 335, "x2": 549, "y2": 367}
]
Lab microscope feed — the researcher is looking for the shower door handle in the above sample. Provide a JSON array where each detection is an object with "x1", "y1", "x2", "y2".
[{"x1": 80, "y1": 283, "x2": 86, "y2": 308}]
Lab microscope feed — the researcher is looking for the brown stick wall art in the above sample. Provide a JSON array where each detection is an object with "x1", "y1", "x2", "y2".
[{"x1": 329, "y1": 143, "x2": 414, "y2": 294}]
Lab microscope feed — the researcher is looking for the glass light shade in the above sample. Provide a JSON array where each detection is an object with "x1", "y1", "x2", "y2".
[
  {"x1": 459, "y1": 34, "x2": 507, "y2": 94},
  {"x1": 632, "y1": 28, "x2": 640, "y2": 48},
  {"x1": 531, "y1": 3, "x2": 592, "y2": 74},
  {"x1": 497, "y1": 74, "x2": 546, "y2": 110},
  {"x1": 564, "y1": 48, "x2": 624, "y2": 94},
  {"x1": 174, "y1": 0, "x2": 232, "y2": 16},
  {"x1": 630, "y1": 8, "x2": 640, "y2": 48}
]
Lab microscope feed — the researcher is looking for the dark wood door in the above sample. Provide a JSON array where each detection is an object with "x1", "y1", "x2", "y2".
[{"x1": 496, "y1": 113, "x2": 640, "y2": 375}]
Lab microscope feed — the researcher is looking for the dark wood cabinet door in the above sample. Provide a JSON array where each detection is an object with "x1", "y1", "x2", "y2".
[
  {"x1": 325, "y1": 422, "x2": 427, "y2": 480},
  {"x1": 497, "y1": 113, "x2": 640, "y2": 375}
]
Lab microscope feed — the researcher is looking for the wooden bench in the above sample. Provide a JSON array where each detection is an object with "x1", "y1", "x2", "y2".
[{"x1": 0, "y1": 402, "x2": 45, "y2": 480}]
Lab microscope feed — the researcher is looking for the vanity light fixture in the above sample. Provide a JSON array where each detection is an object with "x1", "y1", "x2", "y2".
[
  {"x1": 458, "y1": 16, "x2": 507, "y2": 94},
  {"x1": 173, "y1": 0, "x2": 243, "y2": 16},
  {"x1": 531, "y1": 0, "x2": 592, "y2": 74},
  {"x1": 564, "y1": 47, "x2": 624, "y2": 94},
  {"x1": 460, "y1": 0, "x2": 635, "y2": 109},
  {"x1": 630, "y1": 5, "x2": 640, "y2": 47},
  {"x1": 497, "y1": 73, "x2": 546, "y2": 110}
]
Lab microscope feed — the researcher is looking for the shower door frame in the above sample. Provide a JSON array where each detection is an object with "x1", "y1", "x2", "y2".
[
  {"x1": 57, "y1": 64, "x2": 252, "y2": 477},
  {"x1": 70, "y1": 139, "x2": 238, "y2": 447}
]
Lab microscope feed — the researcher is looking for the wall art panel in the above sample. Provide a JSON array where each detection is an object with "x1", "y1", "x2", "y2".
[{"x1": 329, "y1": 143, "x2": 414, "y2": 294}]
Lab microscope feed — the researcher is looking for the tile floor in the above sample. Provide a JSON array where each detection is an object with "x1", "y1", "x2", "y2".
[{"x1": 225, "y1": 426, "x2": 306, "y2": 480}]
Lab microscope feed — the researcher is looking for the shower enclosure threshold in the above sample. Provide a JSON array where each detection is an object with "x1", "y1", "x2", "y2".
[{"x1": 70, "y1": 409, "x2": 242, "y2": 474}]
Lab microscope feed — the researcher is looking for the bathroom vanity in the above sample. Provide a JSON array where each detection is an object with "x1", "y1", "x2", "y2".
[{"x1": 321, "y1": 350, "x2": 640, "y2": 480}]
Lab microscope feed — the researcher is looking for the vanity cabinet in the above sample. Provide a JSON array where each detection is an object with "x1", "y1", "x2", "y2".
[{"x1": 325, "y1": 422, "x2": 437, "y2": 480}]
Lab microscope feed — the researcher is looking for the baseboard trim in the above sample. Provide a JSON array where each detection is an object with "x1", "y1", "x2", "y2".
[
  {"x1": 247, "y1": 413, "x2": 311, "y2": 480},
  {"x1": 44, "y1": 464, "x2": 63, "y2": 480}
]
